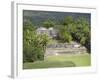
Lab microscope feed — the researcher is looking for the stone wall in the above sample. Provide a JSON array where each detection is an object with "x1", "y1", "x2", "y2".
[{"x1": 45, "y1": 43, "x2": 87, "y2": 56}]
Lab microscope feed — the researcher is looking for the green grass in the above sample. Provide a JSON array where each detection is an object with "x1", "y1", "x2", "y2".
[{"x1": 23, "y1": 54, "x2": 91, "y2": 69}]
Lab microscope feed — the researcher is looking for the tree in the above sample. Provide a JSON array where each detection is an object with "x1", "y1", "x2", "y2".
[
  {"x1": 23, "y1": 21, "x2": 50, "y2": 63},
  {"x1": 57, "y1": 25, "x2": 72, "y2": 43},
  {"x1": 57, "y1": 16, "x2": 74, "y2": 43},
  {"x1": 63, "y1": 16, "x2": 74, "y2": 25},
  {"x1": 23, "y1": 21, "x2": 37, "y2": 62},
  {"x1": 43, "y1": 19, "x2": 55, "y2": 28},
  {"x1": 58, "y1": 16, "x2": 91, "y2": 52},
  {"x1": 73, "y1": 17, "x2": 91, "y2": 52}
]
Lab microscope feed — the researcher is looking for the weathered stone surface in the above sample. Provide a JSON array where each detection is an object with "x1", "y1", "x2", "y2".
[{"x1": 45, "y1": 42, "x2": 87, "y2": 56}]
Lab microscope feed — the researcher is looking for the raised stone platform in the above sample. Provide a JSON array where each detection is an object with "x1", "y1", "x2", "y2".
[{"x1": 45, "y1": 42, "x2": 87, "y2": 56}]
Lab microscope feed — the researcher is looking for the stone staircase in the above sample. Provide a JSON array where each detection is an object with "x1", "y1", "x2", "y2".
[{"x1": 45, "y1": 42, "x2": 87, "y2": 56}]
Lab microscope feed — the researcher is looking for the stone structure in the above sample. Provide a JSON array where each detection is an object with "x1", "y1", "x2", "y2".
[
  {"x1": 36, "y1": 27, "x2": 87, "y2": 56},
  {"x1": 36, "y1": 27, "x2": 58, "y2": 38},
  {"x1": 45, "y1": 42, "x2": 87, "y2": 56}
]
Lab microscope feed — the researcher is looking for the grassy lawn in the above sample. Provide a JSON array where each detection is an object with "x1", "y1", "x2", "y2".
[{"x1": 23, "y1": 53, "x2": 91, "y2": 69}]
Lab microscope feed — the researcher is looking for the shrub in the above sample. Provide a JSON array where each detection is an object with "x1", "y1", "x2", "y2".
[{"x1": 23, "y1": 21, "x2": 50, "y2": 63}]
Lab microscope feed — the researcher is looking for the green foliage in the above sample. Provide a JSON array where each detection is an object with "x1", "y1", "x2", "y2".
[
  {"x1": 23, "y1": 15, "x2": 91, "y2": 63},
  {"x1": 80, "y1": 37, "x2": 86, "y2": 45},
  {"x1": 72, "y1": 17, "x2": 91, "y2": 52},
  {"x1": 38, "y1": 34, "x2": 50, "y2": 48},
  {"x1": 56, "y1": 17, "x2": 74, "y2": 43},
  {"x1": 23, "y1": 20, "x2": 36, "y2": 31},
  {"x1": 64, "y1": 33, "x2": 72, "y2": 43},
  {"x1": 56, "y1": 16, "x2": 90, "y2": 52},
  {"x1": 63, "y1": 16, "x2": 74, "y2": 25},
  {"x1": 43, "y1": 19, "x2": 55, "y2": 28},
  {"x1": 23, "y1": 21, "x2": 50, "y2": 63},
  {"x1": 58, "y1": 26, "x2": 72, "y2": 43},
  {"x1": 56, "y1": 16, "x2": 75, "y2": 43}
]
